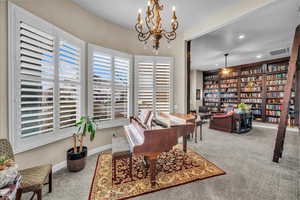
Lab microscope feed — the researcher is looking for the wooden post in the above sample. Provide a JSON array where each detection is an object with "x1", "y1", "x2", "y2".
[
  {"x1": 273, "y1": 25, "x2": 300, "y2": 163},
  {"x1": 295, "y1": 69, "x2": 300, "y2": 127},
  {"x1": 186, "y1": 41, "x2": 191, "y2": 114}
]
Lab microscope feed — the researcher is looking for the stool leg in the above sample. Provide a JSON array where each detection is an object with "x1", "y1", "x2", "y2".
[
  {"x1": 37, "y1": 189, "x2": 42, "y2": 200},
  {"x1": 49, "y1": 170, "x2": 52, "y2": 193},
  {"x1": 195, "y1": 126, "x2": 197, "y2": 143},
  {"x1": 129, "y1": 154, "x2": 132, "y2": 180},
  {"x1": 113, "y1": 158, "x2": 117, "y2": 181},
  {"x1": 15, "y1": 188, "x2": 22, "y2": 200},
  {"x1": 200, "y1": 123, "x2": 203, "y2": 141}
]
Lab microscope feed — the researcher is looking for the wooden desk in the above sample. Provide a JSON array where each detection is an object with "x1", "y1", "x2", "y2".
[{"x1": 153, "y1": 113, "x2": 195, "y2": 152}]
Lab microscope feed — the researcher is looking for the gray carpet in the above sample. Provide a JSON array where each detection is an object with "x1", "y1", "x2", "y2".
[{"x1": 24, "y1": 125, "x2": 299, "y2": 200}]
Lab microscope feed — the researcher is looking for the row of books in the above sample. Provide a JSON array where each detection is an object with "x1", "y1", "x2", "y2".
[
  {"x1": 241, "y1": 76, "x2": 262, "y2": 82},
  {"x1": 267, "y1": 99, "x2": 283, "y2": 104},
  {"x1": 267, "y1": 85, "x2": 285, "y2": 91},
  {"x1": 204, "y1": 89, "x2": 218, "y2": 93},
  {"x1": 266, "y1": 79, "x2": 287, "y2": 86},
  {"x1": 266, "y1": 73, "x2": 287, "y2": 80},
  {"x1": 220, "y1": 88, "x2": 238, "y2": 92},
  {"x1": 205, "y1": 94, "x2": 219, "y2": 98},
  {"x1": 241, "y1": 87, "x2": 261, "y2": 92},
  {"x1": 204, "y1": 80, "x2": 218, "y2": 85},
  {"x1": 241, "y1": 93, "x2": 261, "y2": 98},
  {"x1": 221, "y1": 103, "x2": 238, "y2": 107},
  {"x1": 266, "y1": 104, "x2": 281, "y2": 110},
  {"x1": 240, "y1": 82, "x2": 262, "y2": 87},
  {"x1": 266, "y1": 110, "x2": 281, "y2": 116},
  {"x1": 221, "y1": 99, "x2": 239, "y2": 103},
  {"x1": 205, "y1": 102, "x2": 219, "y2": 107},
  {"x1": 204, "y1": 84, "x2": 218, "y2": 89},
  {"x1": 241, "y1": 67, "x2": 264, "y2": 75},
  {"x1": 220, "y1": 83, "x2": 237, "y2": 88},
  {"x1": 267, "y1": 64, "x2": 288, "y2": 73},
  {"x1": 204, "y1": 74, "x2": 218, "y2": 80},
  {"x1": 267, "y1": 92, "x2": 284, "y2": 98},
  {"x1": 241, "y1": 98, "x2": 262, "y2": 103},
  {"x1": 220, "y1": 79, "x2": 238, "y2": 84},
  {"x1": 204, "y1": 98, "x2": 219, "y2": 102},
  {"x1": 220, "y1": 93, "x2": 238, "y2": 98}
]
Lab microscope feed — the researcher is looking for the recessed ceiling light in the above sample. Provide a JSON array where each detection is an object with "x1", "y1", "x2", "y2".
[
  {"x1": 238, "y1": 34, "x2": 245, "y2": 39},
  {"x1": 256, "y1": 55, "x2": 262, "y2": 59},
  {"x1": 215, "y1": 64, "x2": 219, "y2": 66}
]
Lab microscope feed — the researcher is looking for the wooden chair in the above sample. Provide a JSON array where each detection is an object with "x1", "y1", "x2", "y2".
[{"x1": 0, "y1": 139, "x2": 52, "y2": 200}]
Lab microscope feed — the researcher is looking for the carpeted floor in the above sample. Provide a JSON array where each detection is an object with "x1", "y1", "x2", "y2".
[{"x1": 25, "y1": 124, "x2": 299, "y2": 200}]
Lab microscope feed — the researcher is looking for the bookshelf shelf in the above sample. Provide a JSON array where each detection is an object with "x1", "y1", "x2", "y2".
[{"x1": 202, "y1": 57, "x2": 295, "y2": 124}]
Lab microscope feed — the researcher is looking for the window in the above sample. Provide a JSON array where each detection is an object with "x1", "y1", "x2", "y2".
[
  {"x1": 88, "y1": 44, "x2": 132, "y2": 129},
  {"x1": 9, "y1": 4, "x2": 85, "y2": 153},
  {"x1": 134, "y1": 56, "x2": 174, "y2": 115}
]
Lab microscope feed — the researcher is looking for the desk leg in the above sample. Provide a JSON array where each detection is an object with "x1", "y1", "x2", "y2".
[
  {"x1": 183, "y1": 135, "x2": 187, "y2": 153},
  {"x1": 149, "y1": 157, "x2": 157, "y2": 187}
]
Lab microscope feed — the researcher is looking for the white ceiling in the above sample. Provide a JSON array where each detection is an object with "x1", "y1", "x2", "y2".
[
  {"x1": 72, "y1": 0, "x2": 251, "y2": 31},
  {"x1": 191, "y1": 0, "x2": 300, "y2": 70}
]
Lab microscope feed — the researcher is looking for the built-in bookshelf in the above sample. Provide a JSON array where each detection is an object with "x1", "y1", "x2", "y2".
[
  {"x1": 240, "y1": 65, "x2": 264, "y2": 121},
  {"x1": 265, "y1": 62, "x2": 295, "y2": 124},
  {"x1": 219, "y1": 70, "x2": 239, "y2": 112},
  {"x1": 202, "y1": 57, "x2": 296, "y2": 125},
  {"x1": 203, "y1": 71, "x2": 220, "y2": 113}
]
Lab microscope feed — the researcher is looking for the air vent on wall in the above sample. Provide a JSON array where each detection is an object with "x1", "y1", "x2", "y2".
[{"x1": 269, "y1": 48, "x2": 289, "y2": 56}]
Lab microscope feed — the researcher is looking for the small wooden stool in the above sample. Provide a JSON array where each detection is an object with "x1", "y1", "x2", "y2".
[{"x1": 112, "y1": 136, "x2": 132, "y2": 181}]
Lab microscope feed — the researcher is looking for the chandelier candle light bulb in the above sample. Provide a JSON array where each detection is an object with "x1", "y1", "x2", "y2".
[{"x1": 135, "y1": 0, "x2": 179, "y2": 51}]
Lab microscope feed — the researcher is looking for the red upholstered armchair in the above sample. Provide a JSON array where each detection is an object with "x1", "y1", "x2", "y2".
[{"x1": 209, "y1": 112, "x2": 234, "y2": 132}]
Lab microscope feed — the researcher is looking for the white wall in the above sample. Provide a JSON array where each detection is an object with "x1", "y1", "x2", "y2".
[
  {"x1": 190, "y1": 70, "x2": 203, "y2": 111},
  {"x1": 0, "y1": 0, "x2": 186, "y2": 169}
]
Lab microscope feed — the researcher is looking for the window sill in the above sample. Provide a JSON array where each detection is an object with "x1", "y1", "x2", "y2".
[
  {"x1": 95, "y1": 118, "x2": 130, "y2": 130},
  {"x1": 14, "y1": 126, "x2": 76, "y2": 154}
]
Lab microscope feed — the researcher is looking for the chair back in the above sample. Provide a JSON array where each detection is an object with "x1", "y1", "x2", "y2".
[
  {"x1": 198, "y1": 106, "x2": 209, "y2": 113},
  {"x1": 0, "y1": 139, "x2": 14, "y2": 160}
]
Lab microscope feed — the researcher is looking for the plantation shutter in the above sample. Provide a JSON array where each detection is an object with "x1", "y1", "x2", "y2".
[
  {"x1": 155, "y1": 61, "x2": 172, "y2": 113},
  {"x1": 88, "y1": 44, "x2": 132, "y2": 127},
  {"x1": 9, "y1": 4, "x2": 86, "y2": 153},
  {"x1": 58, "y1": 41, "x2": 81, "y2": 129},
  {"x1": 136, "y1": 61, "x2": 155, "y2": 112},
  {"x1": 114, "y1": 57, "x2": 130, "y2": 119},
  {"x1": 135, "y1": 56, "x2": 173, "y2": 115},
  {"x1": 19, "y1": 22, "x2": 55, "y2": 137},
  {"x1": 91, "y1": 52, "x2": 113, "y2": 121}
]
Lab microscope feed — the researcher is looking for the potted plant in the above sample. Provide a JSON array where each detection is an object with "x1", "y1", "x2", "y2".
[
  {"x1": 237, "y1": 103, "x2": 249, "y2": 113},
  {"x1": 67, "y1": 116, "x2": 96, "y2": 172}
]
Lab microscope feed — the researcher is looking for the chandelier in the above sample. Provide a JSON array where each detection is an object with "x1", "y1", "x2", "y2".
[{"x1": 135, "y1": 0, "x2": 179, "y2": 53}]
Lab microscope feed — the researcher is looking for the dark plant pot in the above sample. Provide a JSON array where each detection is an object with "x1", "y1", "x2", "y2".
[{"x1": 67, "y1": 146, "x2": 88, "y2": 172}]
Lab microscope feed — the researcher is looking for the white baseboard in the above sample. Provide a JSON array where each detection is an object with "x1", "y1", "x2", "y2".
[
  {"x1": 253, "y1": 124, "x2": 299, "y2": 133},
  {"x1": 52, "y1": 144, "x2": 112, "y2": 173}
]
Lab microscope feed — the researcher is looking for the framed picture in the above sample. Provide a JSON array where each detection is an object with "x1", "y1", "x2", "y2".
[{"x1": 196, "y1": 89, "x2": 201, "y2": 100}]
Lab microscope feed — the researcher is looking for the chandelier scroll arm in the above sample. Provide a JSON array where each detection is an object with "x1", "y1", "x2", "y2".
[{"x1": 162, "y1": 30, "x2": 177, "y2": 41}]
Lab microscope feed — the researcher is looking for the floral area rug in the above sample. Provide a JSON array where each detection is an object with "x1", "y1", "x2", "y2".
[{"x1": 89, "y1": 145, "x2": 225, "y2": 200}]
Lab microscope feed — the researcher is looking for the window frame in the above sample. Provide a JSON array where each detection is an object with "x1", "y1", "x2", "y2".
[
  {"x1": 134, "y1": 55, "x2": 174, "y2": 115},
  {"x1": 8, "y1": 3, "x2": 86, "y2": 153},
  {"x1": 87, "y1": 44, "x2": 133, "y2": 129}
]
